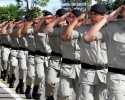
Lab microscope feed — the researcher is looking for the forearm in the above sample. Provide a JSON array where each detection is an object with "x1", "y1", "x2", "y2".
[
  {"x1": 14, "y1": 26, "x2": 23, "y2": 38},
  {"x1": 84, "y1": 17, "x2": 107, "y2": 42},
  {"x1": 43, "y1": 18, "x2": 60, "y2": 34},
  {"x1": 7, "y1": 24, "x2": 15, "y2": 34},
  {"x1": 0, "y1": 24, "x2": 8, "y2": 34},
  {"x1": 34, "y1": 19, "x2": 45, "y2": 32},
  {"x1": 22, "y1": 22, "x2": 33, "y2": 34},
  {"x1": 61, "y1": 19, "x2": 78, "y2": 40}
]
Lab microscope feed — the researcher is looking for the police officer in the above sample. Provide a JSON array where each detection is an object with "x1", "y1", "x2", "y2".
[
  {"x1": 63, "y1": 4, "x2": 108, "y2": 100},
  {"x1": 84, "y1": 3, "x2": 125, "y2": 100},
  {"x1": 9, "y1": 17, "x2": 23, "y2": 88},
  {"x1": 14, "y1": 16, "x2": 32, "y2": 94},
  {"x1": 0, "y1": 20, "x2": 12, "y2": 82},
  {"x1": 33, "y1": 11, "x2": 53, "y2": 100},
  {"x1": 21, "y1": 16, "x2": 40, "y2": 99},
  {"x1": 43, "y1": 9, "x2": 68, "y2": 100},
  {"x1": 0, "y1": 21, "x2": 7, "y2": 78},
  {"x1": 44, "y1": 9, "x2": 82, "y2": 100}
]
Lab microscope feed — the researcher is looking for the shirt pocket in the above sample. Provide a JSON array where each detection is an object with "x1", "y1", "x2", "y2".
[
  {"x1": 113, "y1": 33, "x2": 125, "y2": 51},
  {"x1": 64, "y1": 40, "x2": 74, "y2": 47},
  {"x1": 83, "y1": 40, "x2": 95, "y2": 48},
  {"x1": 37, "y1": 33, "x2": 45, "y2": 42},
  {"x1": 101, "y1": 42, "x2": 107, "y2": 50}
]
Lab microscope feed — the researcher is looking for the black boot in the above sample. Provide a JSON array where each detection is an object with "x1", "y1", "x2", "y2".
[
  {"x1": 7, "y1": 75, "x2": 10, "y2": 83},
  {"x1": 36, "y1": 94, "x2": 41, "y2": 100},
  {"x1": 19, "y1": 80, "x2": 24, "y2": 94},
  {"x1": 16, "y1": 79, "x2": 24, "y2": 94},
  {"x1": 32, "y1": 85, "x2": 39, "y2": 99},
  {"x1": 25, "y1": 85, "x2": 32, "y2": 99},
  {"x1": 9, "y1": 74, "x2": 16, "y2": 88},
  {"x1": 1, "y1": 71, "x2": 3, "y2": 78},
  {"x1": 46, "y1": 96, "x2": 54, "y2": 100},
  {"x1": 3, "y1": 70, "x2": 7, "y2": 81}
]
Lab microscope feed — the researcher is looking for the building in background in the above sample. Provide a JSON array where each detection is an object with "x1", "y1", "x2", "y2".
[{"x1": 61, "y1": 0, "x2": 96, "y2": 10}]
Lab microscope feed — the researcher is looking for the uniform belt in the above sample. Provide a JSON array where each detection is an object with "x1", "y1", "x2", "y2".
[
  {"x1": 29, "y1": 51, "x2": 35, "y2": 56},
  {"x1": 108, "y1": 67, "x2": 125, "y2": 75},
  {"x1": 19, "y1": 47, "x2": 28, "y2": 51},
  {"x1": 35, "y1": 50, "x2": 51, "y2": 57},
  {"x1": 81, "y1": 63, "x2": 108, "y2": 70},
  {"x1": 11, "y1": 47, "x2": 19, "y2": 50},
  {"x1": 51, "y1": 51, "x2": 62, "y2": 57},
  {"x1": 2, "y1": 43, "x2": 11, "y2": 48},
  {"x1": 62, "y1": 58, "x2": 81, "y2": 64}
]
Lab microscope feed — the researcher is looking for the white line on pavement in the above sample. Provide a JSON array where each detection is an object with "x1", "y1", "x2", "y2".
[{"x1": 0, "y1": 81, "x2": 23, "y2": 100}]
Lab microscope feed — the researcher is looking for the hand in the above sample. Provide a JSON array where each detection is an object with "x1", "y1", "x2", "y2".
[
  {"x1": 43, "y1": 15, "x2": 53, "y2": 20},
  {"x1": 77, "y1": 13, "x2": 87, "y2": 22},
  {"x1": 105, "y1": 6, "x2": 122, "y2": 22},
  {"x1": 59, "y1": 12, "x2": 70, "y2": 21}
]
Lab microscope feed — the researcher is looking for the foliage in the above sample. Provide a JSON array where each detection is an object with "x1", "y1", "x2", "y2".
[
  {"x1": 15, "y1": 0, "x2": 50, "y2": 14},
  {"x1": 0, "y1": 4, "x2": 26, "y2": 21}
]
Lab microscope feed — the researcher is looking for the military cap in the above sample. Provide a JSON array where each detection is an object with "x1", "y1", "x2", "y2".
[
  {"x1": 71, "y1": 9, "x2": 83, "y2": 17},
  {"x1": 90, "y1": 4, "x2": 107, "y2": 14},
  {"x1": 15, "y1": 17, "x2": 23, "y2": 22},
  {"x1": 25, "y1": 15, "x2": 33, "y2": 22},
  {"x1": 56, "y1": 9, "x2": 68, "y2": 17},
  {"x1": 43, "y1": 11, "x2": 53, "y2": 16}
]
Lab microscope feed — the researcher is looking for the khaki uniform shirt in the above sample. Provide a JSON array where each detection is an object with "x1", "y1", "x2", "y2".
[
  {"x1": 97, "y1": 20, "x2": 125, "y2": 69},
  {"x1": 1, "y1": 28, "x2": 11, "y2": 45},
  {"x1": 60, "y1": 26, "x2": 81, "y2": 78},
  {"x1": 74, "y1": 24, "x2": 108, "y2": 84},
  {"x1": 35, "y1": 25, "x2": 51, "y2": 53},
  {"x1": 18, "y1": 34, "x2": 28, "y2": 49},
  {"x1": 26, "y1": 27, "x2": 36, "y2": 52},
  {"x1": 10, "y1": 27, "x2": 20, "y2": 48}
]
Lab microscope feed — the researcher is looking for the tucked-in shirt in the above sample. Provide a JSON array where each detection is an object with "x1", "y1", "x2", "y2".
[
  {"x1": 35, "y1": 25, "x2": 51, "y2": 53},
  {"x1": 96, "y1": 20, "x2": 125, "y2": 69}
]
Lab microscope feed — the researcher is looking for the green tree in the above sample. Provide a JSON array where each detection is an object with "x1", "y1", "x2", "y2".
[
  {"x1": 15, "y1": 0, "x2": 50, "y2": 13},
  {"x1": 0, "y1": 4, "x2": 26, "y2": 21}
]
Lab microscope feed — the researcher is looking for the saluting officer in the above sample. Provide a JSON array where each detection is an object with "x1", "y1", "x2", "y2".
[
  {"x1": 33, "y1": 11, "x2": 53, "y2": 100},
  {"x1": 84, "y1": 2, "x2": 125, "y2": 100},
  {"x1": 43, "y1": 9, "x2": 68, "y2": 100}
]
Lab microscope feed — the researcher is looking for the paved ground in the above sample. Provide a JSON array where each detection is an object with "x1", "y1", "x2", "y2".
[{"x1": 0, "y1": 67, "x2": 76, "y2": 100}]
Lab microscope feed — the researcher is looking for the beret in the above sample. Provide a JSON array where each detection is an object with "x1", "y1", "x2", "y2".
[
  {"x1": 90, "y1": 4, "x2": 107, "y2": 14},
  {"x1": 25, "y1": 15, "x2": 33, "y2": 21},
  {"x1": 15, "y1": 17, "x2": 23, "y2": 22},
  {"x1": 43, "y1": 11, "x2": 53, "y2": 16},
  {"x1": 71, "y1": 9, "x2": 83, "y2": 17},
  {"x1": 56, "y1": 9, "x2": 68, "y2": 17}
]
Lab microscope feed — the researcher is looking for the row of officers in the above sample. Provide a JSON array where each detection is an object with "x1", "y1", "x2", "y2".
[{"x1": 0, "y1": 1, "x2": 125, "y2": 100}]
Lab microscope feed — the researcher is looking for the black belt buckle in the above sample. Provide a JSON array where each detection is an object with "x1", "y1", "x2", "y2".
[
  {"x1": 94, "y1": 65, "x2": 101, "y2": 70},
  {"x1": 73, "y1": 60, "x2": 80, "y2": 64}
]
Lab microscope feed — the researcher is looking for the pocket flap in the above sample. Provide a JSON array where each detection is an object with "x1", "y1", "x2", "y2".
[{"x1": 113, "y1": 33, "x2": 125, "y2": 43}]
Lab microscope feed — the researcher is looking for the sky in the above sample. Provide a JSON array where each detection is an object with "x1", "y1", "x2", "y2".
[{"x1": 0, "y1": 0, "x2": 62, "y2": 12}]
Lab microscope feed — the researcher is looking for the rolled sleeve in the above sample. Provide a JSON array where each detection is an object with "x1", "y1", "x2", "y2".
[
  {"x1": 48, "y1": 26, "x2": 66, "y2": 37},
  {"x1": 96, "y1": 25, "x2": 108, "y2": 42}
]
